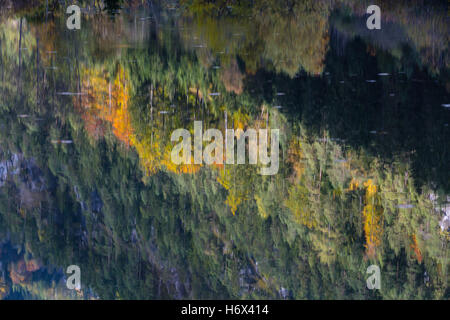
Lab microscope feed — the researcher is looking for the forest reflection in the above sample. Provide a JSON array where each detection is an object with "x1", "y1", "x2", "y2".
[{"x1": 0, "y1": 0, "x2": 448, "y2": 300}]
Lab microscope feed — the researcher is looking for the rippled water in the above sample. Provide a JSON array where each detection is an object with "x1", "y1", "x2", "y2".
[{"x1": 0, "y1": 1, "x2": 448, "y2": 300}]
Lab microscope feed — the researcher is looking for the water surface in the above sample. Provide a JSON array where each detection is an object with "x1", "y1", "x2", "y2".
[{"x1": 0, "y1": 1, "x2": 448, "y2": 299}]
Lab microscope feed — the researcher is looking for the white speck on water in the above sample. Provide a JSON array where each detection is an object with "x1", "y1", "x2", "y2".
[
  {"x1": 396, "y1": 204, "x2": 415, "y2": 209},
  {"x1": 377, "y1": 73, "x2": 390, "y2": 76},
  {"x1": 209, "y1": 92, "x2": 220, "y2": 96},
  {"x1": 56, "y1": 92, "x2": 86, "y2": 96},
  {"x1": 441, "y1": 104, "x2": 450, "y2": 108}
]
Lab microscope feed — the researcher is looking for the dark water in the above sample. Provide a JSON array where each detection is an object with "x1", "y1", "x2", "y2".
[{"x1": 0, "y1": 1, "x2": 448, "y2": 299}]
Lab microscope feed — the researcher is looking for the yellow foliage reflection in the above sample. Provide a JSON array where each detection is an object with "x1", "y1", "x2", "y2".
[{"x1": 362, "y1": 179, "x2": 384, "y2": 259}]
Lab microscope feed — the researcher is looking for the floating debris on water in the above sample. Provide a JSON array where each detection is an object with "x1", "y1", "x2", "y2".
[
  {"x1": 276, "y1": 92, "x2": 285, "y2": 96},
  {"x1": 330, "y1": 138, "x2": 346, "y2": 142},
  {"x1": 56, "y1": 92, "x2": 86, "y2": 96},
  {"x1": 51, "y1": 140, "x2": 73, "y2": 144},
  {"x1": 377, "y1": 73, "x2": 390, "y2": 76},
  {"x1": 441, "y1": 104, "x2": 450, "y2": 108},
  {"x1": 315, "y1": 138, "x2": 347, "y2": 143},
  {"x1": 396, "y1": 204, "x2": 415, "y2": 209}
]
